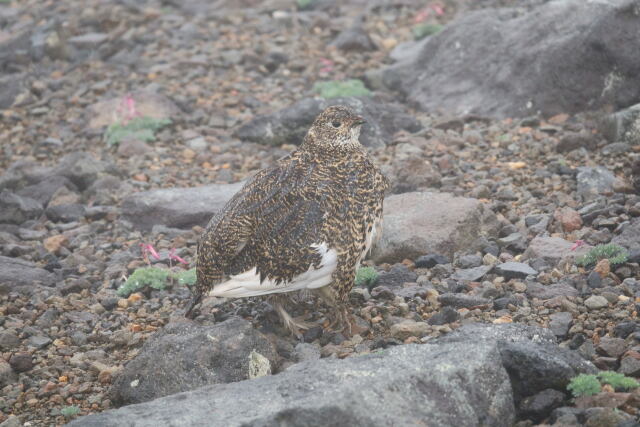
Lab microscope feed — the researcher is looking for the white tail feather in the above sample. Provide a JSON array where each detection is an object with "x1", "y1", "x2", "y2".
[{"x1": 209, "y1": 243, "x2": 337, "y2": 298}]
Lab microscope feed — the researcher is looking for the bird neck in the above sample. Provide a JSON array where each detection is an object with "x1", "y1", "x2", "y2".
[{"x1": 301, "y1": 130, "x2": 364, "y2": 157}]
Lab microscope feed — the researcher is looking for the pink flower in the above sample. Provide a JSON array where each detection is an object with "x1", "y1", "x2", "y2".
[
  {"x1": 319, "y1": 58, "x2": 334, "y2": 74},
  {"x1": 117, "y1": 94, "x2": 140, "y2": 124},
  {"x1": 169, "y1": 248, "x2": 189, "y2": 265},
  {"x1": 140, "y1": 243, "x2": 161, "y2": 260},
  {"x1": 430, "y1": 3, "x2": 445, "y2": 16},
  {"x1": 570, "y1": 240, "x2": 586, "y2": 251}
]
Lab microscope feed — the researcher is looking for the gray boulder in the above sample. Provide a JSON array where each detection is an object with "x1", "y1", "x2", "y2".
[
  {"x1": 435, "y1": 323, "x2": 596, "y2": 402},
  {"x1": 612, "y1": 217, "x2": 640, "y2": 253},
  {"x1": 0, "y1": 191, "x2": 43, "y2": 225},
  {"x1": 576, "y1": 166, "x2": 619, "y2": 201},
  {"x1": 0, "y1": 255, "x2": 55, "y2": 294},
  {"x1": 73, "y1": 332, "x2": 515, "y2": 426},
  {"x1": 379, "y1": 0, "x2": 640, "y2": 118},
  {"x1": 109, "y1": 318, "x2": 278, "y2": 406},
  {"x1": 233, "y1": 97, "x2": 422, "y2": 148},
  {"x1": 371, "y1": 191, "x2": 499, "y2": 263},
  {"x1": 121, "y1": 182, "x2": 243, "y2": 231},
  {"x1": 524, "y1": 236, "x2": 591, "y2": 266}
]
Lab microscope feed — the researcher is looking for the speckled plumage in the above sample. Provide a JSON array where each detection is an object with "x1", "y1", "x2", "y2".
[{"x1": 186, "y1": 106, "x2": 388, "y2": 333}]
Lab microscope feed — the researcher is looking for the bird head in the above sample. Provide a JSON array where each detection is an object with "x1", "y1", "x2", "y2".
[{"x1": 303, "y1": 106, "x2": 366, "y2": 151}]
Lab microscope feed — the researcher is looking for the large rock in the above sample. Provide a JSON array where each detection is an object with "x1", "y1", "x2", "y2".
[
  {"x1": 121, "y1": 182, "x2": 243, "y2": 231},
  {"x1": 524, "y1": 236, "x2": 591, "y2": 266},
  {"x1": 0, "y1": 255, "x2": 55, "y2": 294},
  {"x1": 612, "y1": 217, "x2": 640, "y2": 253},
  {"x1": 379, "y1": 0, "x2": 640, "y2": 118},
  {"x1": 72, "y1": 331, "x2": 516, "y2": 426},
  {"x1": 109, "y1": 318, "x2": 278, "y2": 405},
  {"x1": 233, "y1": 96, "x2": 422, "y2": 148},
  {"x1": 435, "y1": 323, "x2": 596, "y2": 402},
  {"x1": 371, "y1": 191, "x2": 499, "y2": 263},
  {"x1": 0, "y1": 191, "x2": 43, "y2": 225},
  {"x1": 576, "y1": 166, "x2": 620, "y2": 201}
]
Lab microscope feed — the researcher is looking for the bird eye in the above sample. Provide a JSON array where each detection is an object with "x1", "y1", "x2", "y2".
[{"x1": 331, "y1": 121, "x2": 341, "y2": 128}]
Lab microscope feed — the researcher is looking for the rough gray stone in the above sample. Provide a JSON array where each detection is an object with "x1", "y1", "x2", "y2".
[
  {"x1": 433, "y1": 323, "x2": 596, "y2": 401},
  {"x1": 72, "y1": 337, "x2": 515, "y2": 427},
  {"x1": 584, "y1": 295, "x2": 609, "y2": 310},
  {"x1": 121, "y1": 182, "x2": 243, "y2": 231},
  {"x1": 612, "y1": 216, "x2": 640, "y2": 253},
  {"x1": 452, "y1": 264, "x2": 493, "y2": 282},
  {"x1": 0, "y1": 255, "x2": 55, "y2": 294},
  {"x1": 378, "y1": 0, "x2": 640, "y2": 118},
  {"x1": 548, "y1": 312, "x2": 573, "y2": 339},
  {"x1": 109, "y1": 318, "x2": 278, "y2": 405},
  {"x1": 518, "y1": 388, "x2": 566, "y2": 423},
  {"x1": 495, "y1": 262, "x2": 537, "y2": 280},
  {"x1": 0, "y1": 191, "x2": 43, "y2": 224},
  {"x1": 438, "y1": 293, "x2": 491, "y2": 308},
  {"x1": 330, "y1": 25, "x2": 376, "y2": 51},
  {"x1": 525, "y1": 281, "x2": 579, "y2": 300},
  {"x1": 524, "y1": 236, "x2": 591, "y2": 265},
  {"x1": 0, "y1": 331, "x2": 20, "y2": 351},
  {"x1": 576, "y1": 166, "x2": 619, "y2": 201},
  {"x1": 371, "y1": 191, "x2": 499, "y2": 263},
  {"x1": 233, "y1": 96, "x2": 422, "y2": 149},
  {"x1": 376, "y1": 264, "x2": 418, "y2": 288},
  {"x1": 51, "y1": 151, "x2": 110, "y2": 191},
  {"x1": 0, "y1": 359, "x2": 17, "y2": 388}
]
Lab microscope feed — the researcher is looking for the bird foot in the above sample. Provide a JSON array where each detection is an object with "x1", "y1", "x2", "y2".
[
  {"x1": 274, "y1": 301, "x2": 312, "y2": 339},
  {"x1": 327, "y1": 307, "x2": 353, "y2": 337},
  {"x1": 184, "y1": 294, "x2": 202, "y2": 319}
]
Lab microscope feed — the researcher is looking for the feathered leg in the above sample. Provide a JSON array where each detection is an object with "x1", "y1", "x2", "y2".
[
  {"x1": 269, "y1": 294, "x2": 312, "y2": 339},
  {"x1": 314, "y1": 286, "x2": 353, "y2": 336}
]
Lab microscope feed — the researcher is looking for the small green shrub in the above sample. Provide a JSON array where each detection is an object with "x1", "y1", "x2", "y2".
[
  {"x1": 117, "y1": 267, "x2": 197, "y2": 297},
  {"x1": 60, "y1": 405, "x2": 81, "y2": 418},
  {"x1": 175, "y1": 268, "x2": 197, "y2": 286},
  {"x1": 575, "y1": 243, "x2": 629, "y2": 267},
  {"x1": 117, "y1": 267, "x2": 170, "y2": 297},
  {"x1": 567, "y1": 374, "x2": 601, "y2": 397},
  {"x1": 411, "y1": 23, "x2": 443, "y2": 40},
  {"x1": 597, "y1": 371, "x2": 640, "y2": 391},
  {"x1": 296, "y1": 0, "x2": 314, "y2": 9},
  {"x1": 104, "y1": 116, "x2": 171, "y2": 146},
  {"x1": 313, "y1": 79, "x2": 371, "y2": 99},
  {"x1": 355, "y1": 266, "x2": 379, "y2": 289}
]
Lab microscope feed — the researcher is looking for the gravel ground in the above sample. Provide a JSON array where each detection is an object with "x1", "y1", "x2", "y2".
[{"x1": 0, "y1": 0, "x2": 639, "y2": 425}]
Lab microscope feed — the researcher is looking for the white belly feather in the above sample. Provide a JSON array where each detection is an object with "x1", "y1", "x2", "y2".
[{"x1": 209, "y1": 242, "x2": 337, "y2": 298}]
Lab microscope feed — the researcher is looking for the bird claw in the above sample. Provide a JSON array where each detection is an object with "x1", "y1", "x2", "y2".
[{"x1": 184, "y1": 294, "x2": 202, "y2": 319}]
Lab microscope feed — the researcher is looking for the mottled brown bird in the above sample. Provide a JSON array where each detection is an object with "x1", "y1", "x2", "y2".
[{"x1": 185, "y1": 106, "x2": 388, "y2": 336}]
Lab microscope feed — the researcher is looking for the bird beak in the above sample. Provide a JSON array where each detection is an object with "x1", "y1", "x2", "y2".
[{"x1": 353, "y1": 116, "x2": 366, "y2": 126}]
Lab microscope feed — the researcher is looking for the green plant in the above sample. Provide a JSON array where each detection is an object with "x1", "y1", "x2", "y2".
[
  {"x1": 567, "y1": 374, "x2": 601, "y2": 397},
  {"x1": 117, "y1": 267, "x2": 170, "y2": 297},
  {"x1": 597, "y1": 371, "x2": 640, "y2": 391},
  {"x1": 296, "y1": 0, "x2": 314, "y2": 9},
  {"x1": 175, "y1": 268, "x2": 197, "y2": 286},
  {"x1": 313, "y1": 79, "x2": 371, "y2": 99},
  {"x1": 575, "y1": 243, "x2": 629, "y2": 267},
  {"x1": 355, "y1": 266, "x2": 379, "y2": 289},
  {"x1": 411, "y1": 23, "x2": 443, "y2": 40},
  {"x1": 60, "y1": 405, "x2": 80, "y2": 418},
  {"x1": 117, "y1": 267, "x2": 197, "y2": 297},
  {"x1": 104, "y1": 116, "x2": 171, "y2": 146}
]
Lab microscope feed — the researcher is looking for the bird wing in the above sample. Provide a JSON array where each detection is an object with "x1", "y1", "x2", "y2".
[{"x1": 197, "y1": 154, "x2": 338, "y2": 298}]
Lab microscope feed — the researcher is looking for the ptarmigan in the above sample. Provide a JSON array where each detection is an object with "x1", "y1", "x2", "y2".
[{"x1": 185, "y1": 106, "x2": 388, "y2": 336}]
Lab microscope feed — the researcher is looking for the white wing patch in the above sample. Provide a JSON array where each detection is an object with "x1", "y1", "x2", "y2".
[{"x1": 209, "y1": 243, "x2": 337, "y2": 298}]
